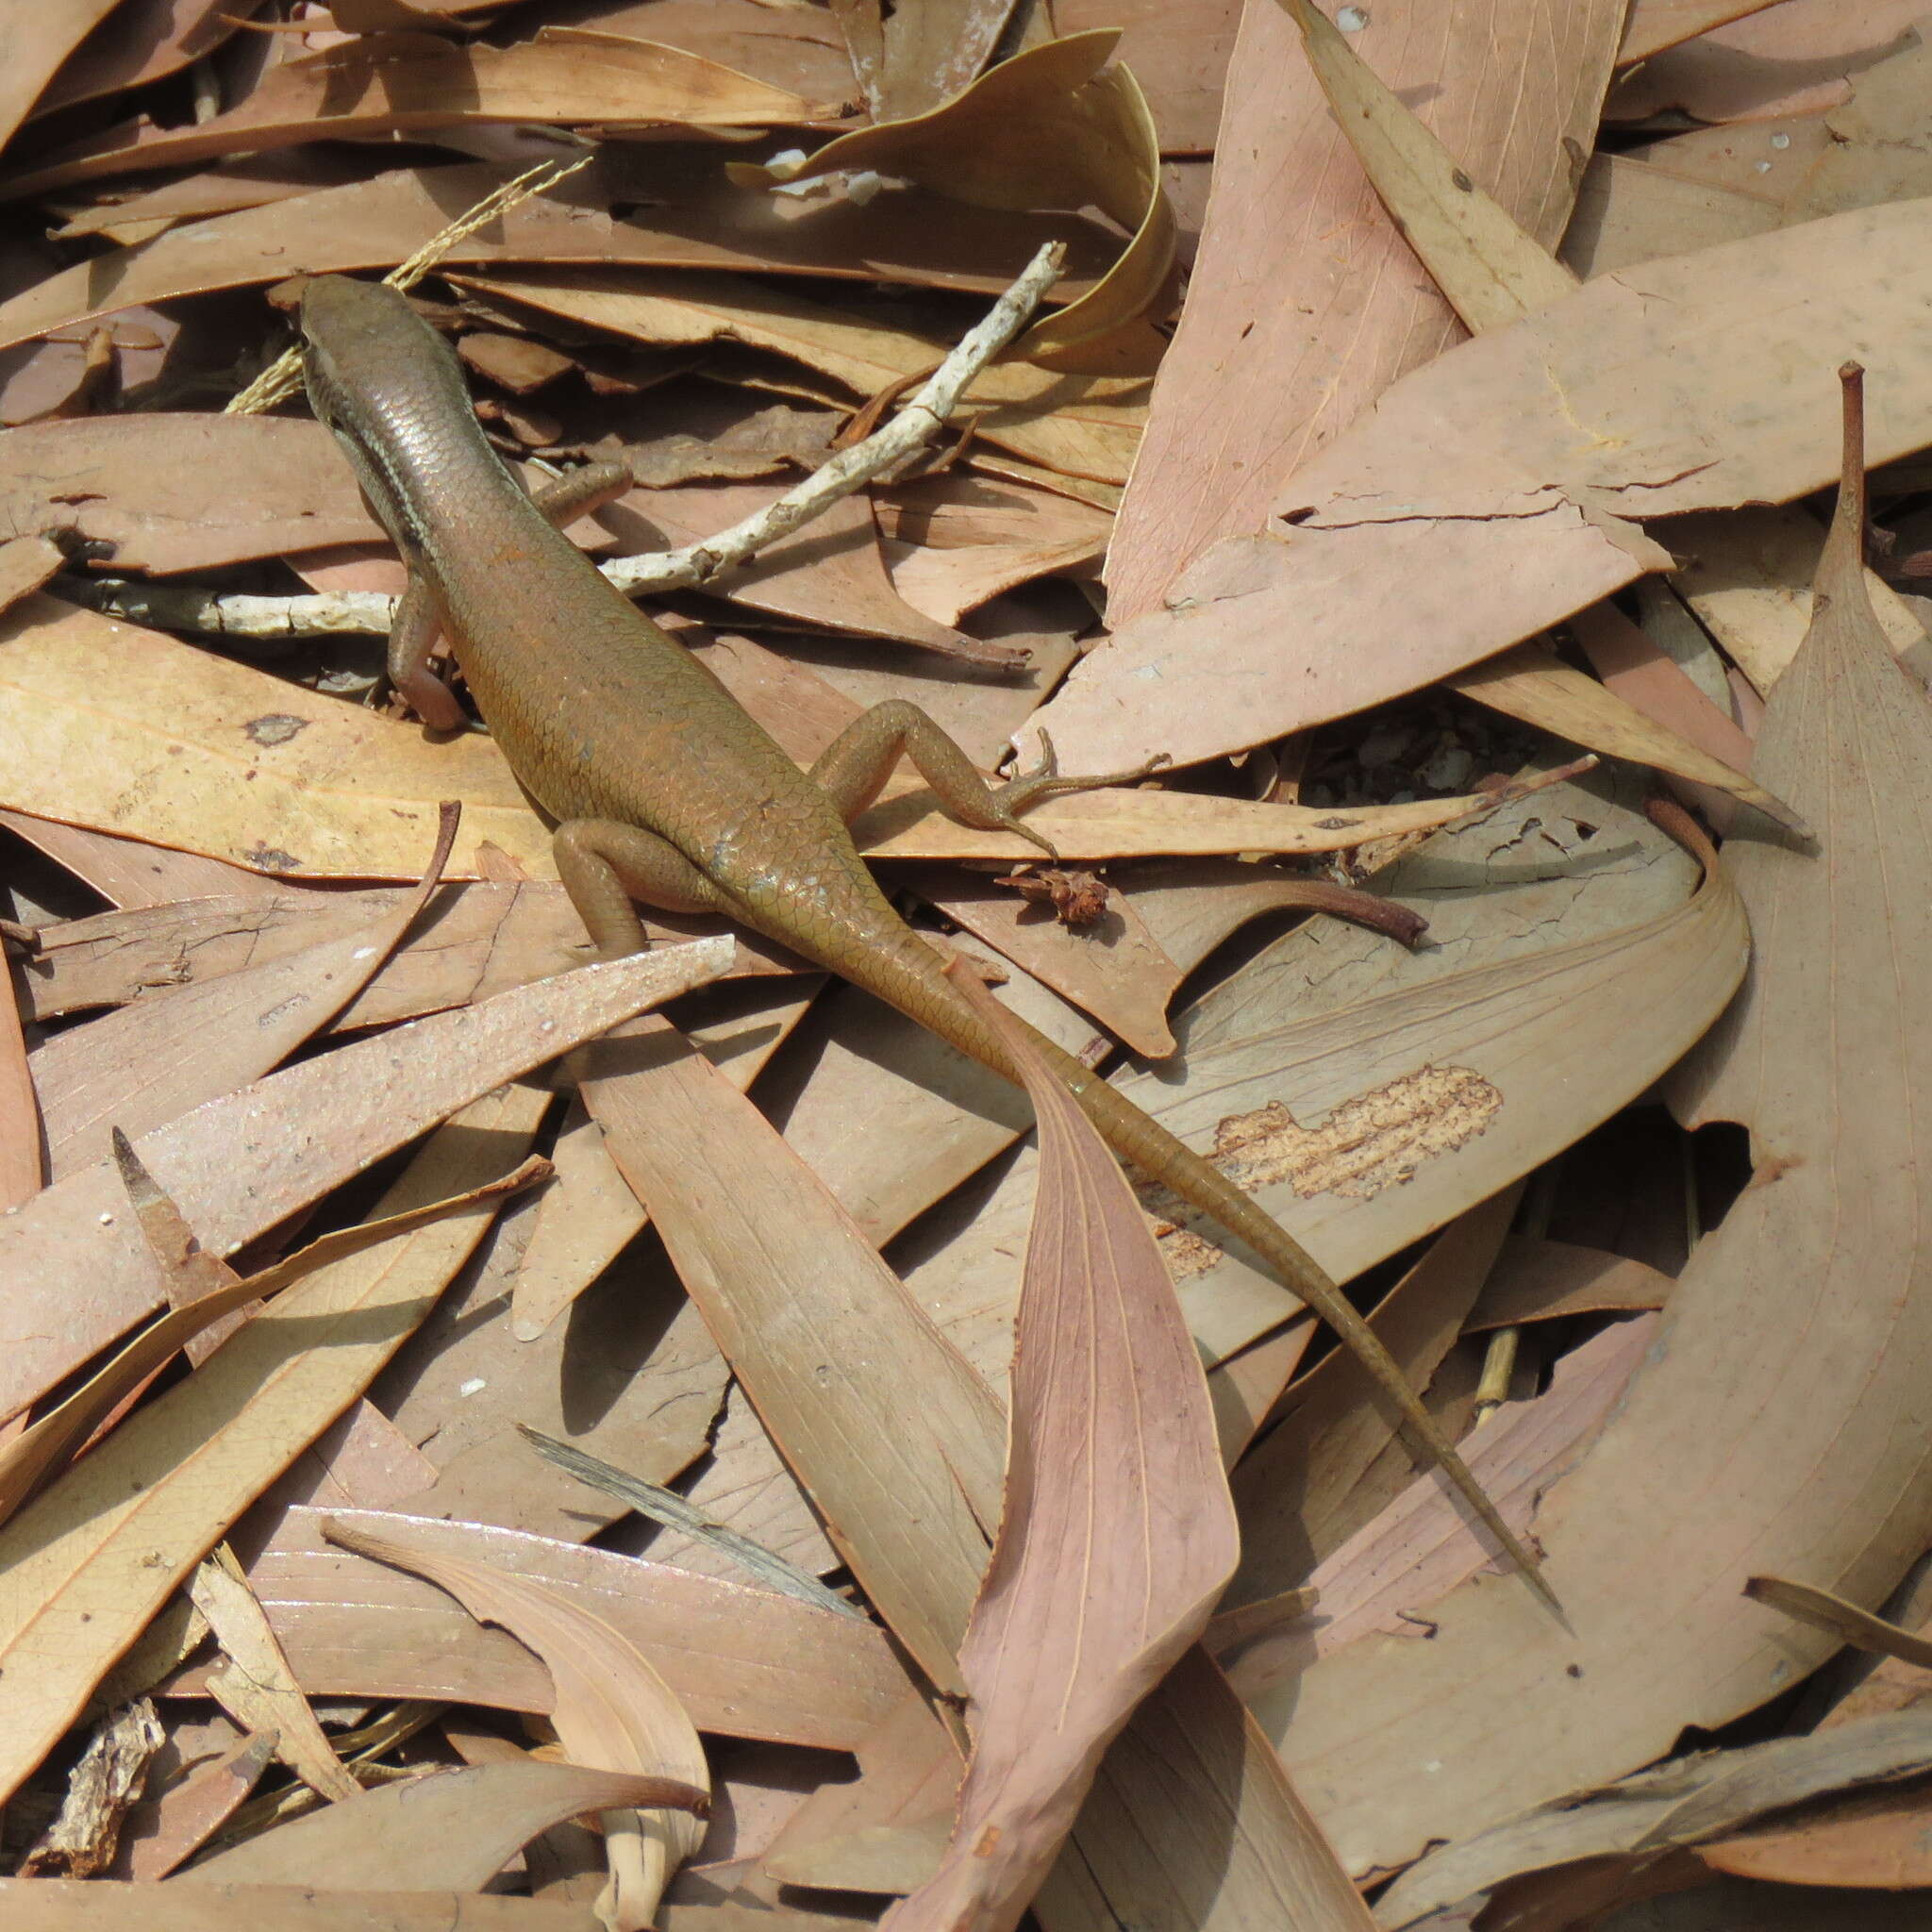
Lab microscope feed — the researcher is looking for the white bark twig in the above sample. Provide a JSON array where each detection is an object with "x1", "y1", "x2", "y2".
[{"x1": 75, "y1": 241, "x2": 1068, "y2": 643}]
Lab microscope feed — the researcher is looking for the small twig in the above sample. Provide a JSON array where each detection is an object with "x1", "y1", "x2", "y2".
[
  {"x1": 86, "y1": 241, "x2": 1066, "y2": 645},
  {"x1": 605, "y1": 241, "x2": 1062, "y2": 599},
  {"x1": 225, "y1": 151, "x2": 597, "y2": 418}
]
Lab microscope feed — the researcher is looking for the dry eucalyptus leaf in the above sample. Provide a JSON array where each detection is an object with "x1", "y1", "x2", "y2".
[
  {"x1": 455, "y1": 267, "x2": 1147, "y2": 484},
  {"x1": 234, "y1": 1507, "x2": 905, "y2": 1749},
  {"x1": 746, "y1": 31, "x2": 1174, "y2": 371},
  {"x1": 10, "y1": 29, "x2": 827, "y2": 198},
  {"x1": 1035, "y1": 196, "x2": 1932, "y2": 775},
  {"x1": 1256, "y1": 370, "x2": 1932, "y2": 1878},
  {"x1": 323, "y1": 1521, "x2": 709, "y2": 1930},
  {"x1": 0, "y1": 938, "x2": 728, "y2": 1424},
  {"x1": 1104, "y1": 0, "x2": 1623, "y2": 623},
  {"x1": 180, "y1": 1760, "x2": 703, "y2": 1890},
  {"x1": 0, "y1": 1081, "x2": 557, "y2": 1807},
  {"x1": 882, "y1": 972, "x2": 1239, "y2": 1932}
]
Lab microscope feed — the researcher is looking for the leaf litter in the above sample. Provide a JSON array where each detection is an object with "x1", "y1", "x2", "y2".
[{"x1": 0, "y1": 3, "x2": 1928, "y2": 1926}]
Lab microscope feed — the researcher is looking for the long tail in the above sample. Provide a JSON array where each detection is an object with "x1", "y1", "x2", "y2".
[{"x1": 879, "y1": 934, "x2": 1558, "y2": 1612}]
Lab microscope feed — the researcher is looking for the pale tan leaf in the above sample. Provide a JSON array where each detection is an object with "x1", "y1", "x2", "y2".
[
  {"x1": 19, "y1": 881, "x2": 790, "y2": 1029},
  {"x1": 581, "y1": 1016, "x2": 1007, "y2": 1692},
  {"x1": 10, "y1": 31, "x2": 825, "y2": 198},
  {"x1": 1744, "y1": 1574, "x2": 1932, "y2": 1672},
  {"x1": 0, "y1": 808, "x2": 274, "y2": 908},
  {"x1": 0, "y1": 1156, "x2": 545, "y2": 1528},
  {"x1": 230, "y1": 1507, "x2": 905, "y2": 1750},
  {"x1": 324, "y1": 1520, "x2": 710, "y2": 1929},
  {"x1": 1253, "y1": 368, "x2": 1932, "y2": 1877},
  {"x1": 29, "y1": 801, "x2": 459, "y2": 1178},
  {"x1": 0, "y1": 937, "x2": 731, "y2": 1421},
  {"x1": 188, "y1": 1545, "x2": 361, "y2": 1805},
  {"x1": 1034, "y1": 198, "x2": 1932, "y2": 774},
  {"x1": 1443, "y1": 641, "x2": 1802, "y2": 832},
  {"x1": 882, "y1": 970, "x2": 1238, "y2": 1931},
  {"x1": 0, "y1": 533, "x2": 66, "y2": 615},
  {"x1": 0, "y1": 920, "x2": 39, "y2": 1208},
  {"x1": 0, "y1": 416, "x2": 370, "y2": 573},
  {"x1": 0, "y1": 162, "x2": 1112, "y2": 357},
  {"x1": 1617, "y1": 0, "x2": 1787, "y2": 63},
  {"x1": 1104, "y1": 0, "x2": 1622, "y2": 622},
  {"x1": 0, "y1": 1884, "x2": 601, "y2": 1932},
  {"x1": 181, "y1": 1760, "x2": 703, "y2": 1890},
  {"x1": 0, "y1": 1077, "x2": 564, "y2": 1804}
]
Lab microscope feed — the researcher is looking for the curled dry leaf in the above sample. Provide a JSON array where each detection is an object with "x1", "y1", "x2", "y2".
[
  {"x1": 234, "y1": 1507, "x2": 904, "y2": 1750},
  {"x1": 1255, "y1": 369, "x2": 1932, "y2": 1876},
  {"x1": 9, "y1": 29, "x2": 827, "y2": 198},
  {"x1": 179, "y1": 1760, "x2": 704, "y2": 1891},
  {"x1": 881, "y1": 967, "x2": 1238, "y2": 1932},
  {"x1": 323, "y1": 1521, "x2": 709, "y2": 1930},
  {"x1": 745, "y1": 31, "x2": 1174, "y2": 371}
]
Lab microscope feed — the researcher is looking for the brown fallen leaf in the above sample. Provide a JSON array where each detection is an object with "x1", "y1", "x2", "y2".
[
  {"x1": 28, "y1": 799, "x2": 458, "y2": 1178},
  {"x1": 0, "y1": 160, "x2": 1117, "y2": 356},
  {"x1": 0, "y1": 808, "x2": 277, "y2": 908},
  {"x1": 1104, "y1": 0, "x2": 1624, "y2": 622},
  {"x1": 880, "y1": 966, "x2": 1238, "y2": 1931},
  {"x1": 1605, "y1": 0, "x2": 1926, "y2": 124},
  {"x1": 0, "y1": 416, "x2": 371, "y2": 573},
  {"x1": 0, "y1": 1077, "x2": 565, "y2": 1807},
  {"x1": 0, "y1": 0, "x2": 120, "y2": 156},
  {"x1": 9, "y1": 30, "x2": 828, "y2": 198},
  {"x1": 582, "y1": 1015, "x2": 1006, "y2": 1692},
  {"x1": 1253, "y1": 368, "x2": 1932, "y2": 1876},
  {"x1": 1225, "y1": 1187, "x2": 1520, "y2": 1607},
  {"x1": 324, "y1": 1521, "x2": 709, "y2": 1929},
  {"x1": 0, "y1": 1884, "x2": 603, "y2": 1932},
  {"x1": 1466, "y1": 1236, "x2": 1674, "y2": 1331},
  {"x1": 111, "y1": 1729, "x2": 277, "y2": 1880},
  {"x1": 609, "y1": 479, "x2": 1003, "y2": 663},
  {"x1": 1030, "y1": 197, "x2": 1932, "y2": 775},
  {"x1": 180, "y1": 1760, "x2": 704, "y2": 1890},
  {"x1": 0, "y1": 1152, "x2": 546, "y2": 1529},
  {"x1": 1617, "y1": 0, "x2": 1786, "y2": 64},
  {"x1": 0, "y1": 532, "x2": 66, "y2": 614},
  {"x1": 746, "y1": 31, "x2": 1174, "y2": 370},
  {"x1": 230, "y1": 1506, "x2": 905, "y2": 1750},
  {"x1": 0, "y1": 936, "x2": 730, "y2": 1429},
  {"x1": 455, "y1": 267, "x2": 1147, "y2": 483}
]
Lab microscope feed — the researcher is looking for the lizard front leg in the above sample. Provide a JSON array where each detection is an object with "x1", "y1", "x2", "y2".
[
  {"x1": 808, "y1": 700, "x2": 1167, "y2": 858},
  {"x1": 554, "y1": 819, "x2": 727, "y2": 960}
]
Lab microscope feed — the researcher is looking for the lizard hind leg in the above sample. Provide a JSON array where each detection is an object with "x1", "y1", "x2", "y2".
[
  {"x1": 808, "y1": 701, "x2": 1169, "y2": 859},
  {"x1": 553, "y1": 818, "x2": 727, "y2": 960}
]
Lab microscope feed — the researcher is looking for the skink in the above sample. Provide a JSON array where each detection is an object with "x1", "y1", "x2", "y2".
[{"x1": 298, "y1": 272, "x2": 1553, "y2": 1608}]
